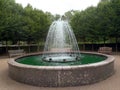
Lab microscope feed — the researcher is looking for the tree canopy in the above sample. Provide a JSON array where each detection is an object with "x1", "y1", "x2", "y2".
[
  {"x1": 71, "y1": 0, "x2": 120, "y2": 45},
  {"x1": 0, "y1": 0, "x2": 120, "y2": 48},
  {"x1": 0, "y1": 0, "x2": 53, "y2": 44}
]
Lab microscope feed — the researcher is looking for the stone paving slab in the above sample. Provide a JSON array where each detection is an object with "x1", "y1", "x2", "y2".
[{"x1": 0, "y1": 54, "x2": 120, "y2": 90}]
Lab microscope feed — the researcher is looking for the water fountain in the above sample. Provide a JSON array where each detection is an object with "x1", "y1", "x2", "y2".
[
  {"x1": 42, "y1": 19, "x2": 80, "y2": 62},
  {"x1": 8, "y1": 19, "x2": 114, "y2": 87}
]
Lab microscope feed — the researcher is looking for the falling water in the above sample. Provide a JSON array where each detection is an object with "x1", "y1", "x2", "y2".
[{"x1": 42, "y1": 19, "x2": 80, "y2": 62}]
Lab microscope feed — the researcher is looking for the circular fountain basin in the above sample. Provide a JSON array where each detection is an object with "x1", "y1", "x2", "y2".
[{"x1": 8, "y1": 52, "x2": 115, "y2": 87}]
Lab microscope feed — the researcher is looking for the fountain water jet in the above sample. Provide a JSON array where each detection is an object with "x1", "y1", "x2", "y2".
[{"x1": 42, "y1": 19, "x2": 80, "y2": 62}]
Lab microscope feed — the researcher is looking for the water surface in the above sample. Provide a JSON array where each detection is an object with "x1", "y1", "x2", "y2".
[{"x1": 16, "y1": 53, "x2": 107, "y2": 66}]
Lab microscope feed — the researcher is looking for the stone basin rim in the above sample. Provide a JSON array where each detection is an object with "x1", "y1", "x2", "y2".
[{"x1": 8, "y1": 52, "x2": 115, "y2": 70}]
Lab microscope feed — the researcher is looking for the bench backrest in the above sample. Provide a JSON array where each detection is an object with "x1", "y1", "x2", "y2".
[
  {"x1": 8, "y1": 49, "x2": 25, "y2": 57},
  {"x1": 8, "y1": 49, "x2": 24, "y2": 54},
  {"x1": 99, "y1": 47, "x2": 112, "y2": 51},
  {"x1": 98, "y1": 47, "x2": 112, "y2": 54}
]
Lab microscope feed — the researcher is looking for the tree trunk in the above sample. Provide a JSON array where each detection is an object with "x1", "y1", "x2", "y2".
[
  {"x1": 91, "y1": 41, "x2": 94, "y2": 51},
  {"x1": 37, "y1": 43, "x2": 39, "y2": 52},
  {"x1": 28, "y1": 44, "x2": 30, "y2": 53},
  {"x1": 83, "y1": 38, "x2": 86, "y2": 51},
  {"x1": 103, "y1": 37, "x2": 106, "y2": 47},
  {"x1": 115, "y1": 37, "x2": 118, "y2": 54},
  {"x1": 5, "y1": 40, "x2": 8, "y2": 54},
  {"x1": 83, "y1": 44, "x2": 85, "y2": 51},
  {"x1": 18, "y1": 40, "x2": 20, "y2": 50}
]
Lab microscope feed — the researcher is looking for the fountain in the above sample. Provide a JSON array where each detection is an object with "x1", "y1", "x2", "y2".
[
  {"x1": 42, "y1": 19, "x2": 80, "y2": 62},
  {"x1": 8, "y1": 19, "x2": 115, "y2": 87}
]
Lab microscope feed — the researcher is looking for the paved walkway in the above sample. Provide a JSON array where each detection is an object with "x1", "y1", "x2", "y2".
[{"x1": 0, "y1": 54, "x2": 120, "y2": 90}]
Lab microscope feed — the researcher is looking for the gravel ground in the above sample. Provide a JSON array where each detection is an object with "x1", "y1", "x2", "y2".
[{"x1": 0, "y1": 54, "x2": 120, "y2": 90}]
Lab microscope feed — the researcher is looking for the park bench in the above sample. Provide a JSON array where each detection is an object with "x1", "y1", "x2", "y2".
[
  {"x1": 8, "y1": 49, "x2": 25, "y2": 58},
  {"x1": 98, "y1": 47, "x2": 112, "y2": 54}
]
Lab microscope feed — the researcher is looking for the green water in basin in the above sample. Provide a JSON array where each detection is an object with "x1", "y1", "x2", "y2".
[{"x1": 16, "y1": 53, "x2": 107, "y2": 66}]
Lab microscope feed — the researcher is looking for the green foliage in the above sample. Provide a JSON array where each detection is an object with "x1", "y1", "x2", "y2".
[
  {"x1": 0, "y1": 0, "x2": 52, "y2": 44},
  {"x1": 0, "y1": 0, "x2": 120, "y2": 46},
  {"x1": 71, "y1": 0, "x2": 120, "y2": 44}
]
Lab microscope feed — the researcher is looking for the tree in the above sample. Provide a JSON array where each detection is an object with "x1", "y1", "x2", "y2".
[
  {"x1": 109, "y1": 0, "x2": 120, "y2": 52},
  {"x1": 71, "y1": 0, "x2": 120, "y2": 51},
  {"x1": 0, "y1": 0, "x2": 23, "y2": 44}
]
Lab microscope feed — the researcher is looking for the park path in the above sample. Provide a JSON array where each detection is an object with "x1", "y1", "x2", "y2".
[{"x1": 0, "y1": 54, "x2": 120, "y2": 90}]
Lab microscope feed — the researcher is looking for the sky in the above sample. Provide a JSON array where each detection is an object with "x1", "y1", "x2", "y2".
[{"x1": 15, "y1": 0, "x2": 100, "y2": 15}]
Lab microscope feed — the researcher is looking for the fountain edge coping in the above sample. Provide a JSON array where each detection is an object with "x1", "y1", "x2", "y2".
[{"x1": 7, "y1": 52, "x2": 115, "y2": 70}]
